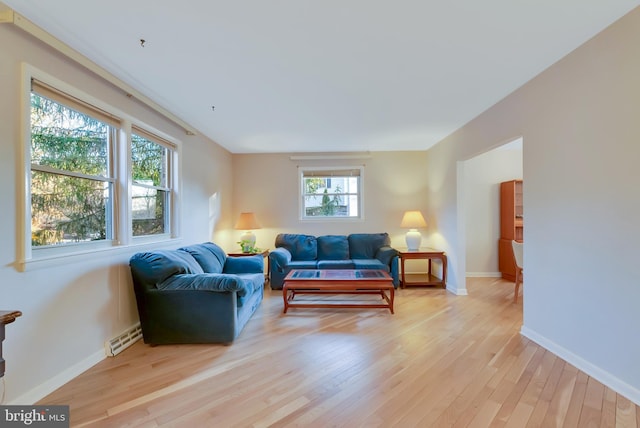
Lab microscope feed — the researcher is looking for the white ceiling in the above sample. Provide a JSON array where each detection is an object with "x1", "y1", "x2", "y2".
[{"x1": 4, "y1": 1, "x2": 639, "y2": 153}]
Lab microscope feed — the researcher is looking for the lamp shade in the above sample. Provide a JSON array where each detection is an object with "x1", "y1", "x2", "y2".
[
  {"x1": 234, "y1": 212, "x2": 261, "y2": 230},
  {"x1": 400, "y1": 211, "x2": 427, "y2": 229},
  {"x1": 401, "y1": 210, "x2": 426, "y2": 251}
]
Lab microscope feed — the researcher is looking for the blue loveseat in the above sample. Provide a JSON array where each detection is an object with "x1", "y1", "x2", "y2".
[
  {"x1": 268, "y1": 233, "x2": 399, "y2": 289},
  {"x1": 129, "y1": 242, "x2": 264, "y2": 345}
]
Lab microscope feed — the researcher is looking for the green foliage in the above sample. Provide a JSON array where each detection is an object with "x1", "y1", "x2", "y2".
[
  {"x1": 320, "y1": 188, "x2": 340, "y2": 215},
  {"x1": 132, "y1": 134, "x2": 166, "y2": 186},
  {"x1": 237, "y1": 240, "x2": 262, "y2": 253},
  {"x1": 304, "y1": 177, "x2": 325, "y2": 195},
  {"x1": 30, "y1": 93, "x2": 167, "y2": 246},
  {"x1": 303, "y1": 177, "x2": 344, "y2": 217},
  {"x1": 30, "y1": 94, "x2": 110, "y2": 246},
  {"x1": 31, "y1": 171, "x2": 109, "y2": 246}
]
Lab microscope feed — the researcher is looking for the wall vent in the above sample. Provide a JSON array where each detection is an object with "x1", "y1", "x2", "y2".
[{"x1": 105, "y1": 324, "x2": 142, "y2": 357}]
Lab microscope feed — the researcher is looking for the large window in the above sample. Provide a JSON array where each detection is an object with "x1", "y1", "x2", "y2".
[
  {"x1": 300, "y1": 167, "x2": 362, "y2": 219},
  {"x1": 27, "y1": 77, "x2": 178, "y2": 257},
  {"x1": 30, "y1": 80, "x2": 117, "y2": 247}
]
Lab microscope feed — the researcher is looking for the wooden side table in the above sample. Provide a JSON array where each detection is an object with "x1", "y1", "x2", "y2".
[
  {"x1": 0, "y1": 310, "x2": 22, "y2": 378},
  {"x1": 398, "y1": 248, "x2": 447, "y2": 288},
  {"x1": 227, "y1": 249, "x2": 270, "y2": 282}
]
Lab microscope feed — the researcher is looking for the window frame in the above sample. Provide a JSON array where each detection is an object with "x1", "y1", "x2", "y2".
[
  {"x1": 130, "y1": 126, "x2": 176, "y2": 241},
  {"x1": 20, "y1": 65, "x2": 181, "y2": 269},
  {"x1": 298, "y1": 166, "x2": 364, "y2": 221}
]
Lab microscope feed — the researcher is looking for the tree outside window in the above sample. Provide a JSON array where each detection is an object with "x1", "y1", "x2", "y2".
[
  {"x1": 29, "y1": 80, "x2": 177, "y2": 250},
  {"x1": 30, "y1": 93, "x2": 113, "y2": 246},
  {"x1": 301, "y1": 168, "x2": 362, "y2": 219},
  {"x1": 131, "y1": 132, "x2": 171, "y2": 236}
]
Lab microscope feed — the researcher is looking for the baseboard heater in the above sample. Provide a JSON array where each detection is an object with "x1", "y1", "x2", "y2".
[{"x1": 105, "y1": 324, "x2": 142, "y2": 357}]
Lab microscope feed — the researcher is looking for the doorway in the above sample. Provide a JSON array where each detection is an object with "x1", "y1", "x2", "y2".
[{"x1": 455, "y1": 137, "x2": 523, "y2": 293}]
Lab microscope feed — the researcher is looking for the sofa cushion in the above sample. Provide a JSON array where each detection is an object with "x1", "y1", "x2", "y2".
[
  {"x1": 130, "y1": 250, "x2": 204, "y2": 288},
  {"x1": 224, "y1": 255, "x2": 264, "y2": 274},
  {"x1": 317, "y1": 260, "x2": 355, "y2": 269},
  {"x1": 348, "y1": 233, "x2": 391, "y2": 259},
  {"x1": 179, "y1": 242, "x2": 226, "y2": 273},
  {"x1": 239, "y1": 273, "x2": 265, "y2": 294},
  {"x1": 275, "y1": 234, "x2": 317, "y2": 261},
  {"x1": 288, "y1": 260, "x2": 319, "y2": 270},
  {"x1": 317, "y1": 235, "x2": 350, "y2": 260},
  {"x1": 158, "y1": 272, "x2": 262, "y2": 308},
  {"x1": 352, "y1": 259, "x2": 389, "y2": 271}
]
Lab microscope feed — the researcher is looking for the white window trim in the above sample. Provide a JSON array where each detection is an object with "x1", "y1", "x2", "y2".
[
  {"x1": 298, "y1": 165, "x2": 365, "y2": 222},
  {"x1": 130, "y1": 126, "x2": 178, "y2": 241},
  {"x1": 19, "y1": 64, "x2": 182, "y2": 271}
]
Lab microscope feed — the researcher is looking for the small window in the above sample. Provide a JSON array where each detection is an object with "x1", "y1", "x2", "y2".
[
  {"x1": 30, "y1": 80, "x2": 118, "y2": 247},
  {"x1": 131, "y1": 127, "x2": 174, "y2": 237},
  {"x1": 300, "y1": 167, "x2": 362, "y2": 219}
]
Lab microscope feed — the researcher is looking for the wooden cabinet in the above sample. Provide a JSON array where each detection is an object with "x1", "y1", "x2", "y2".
[{"x1": 499, "y1": 180, "x2": 523, "y2": 281}]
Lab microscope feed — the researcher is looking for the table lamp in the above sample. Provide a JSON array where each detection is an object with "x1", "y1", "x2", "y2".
[
  {"x1": 234, "y1": 212, "x2": 261, "y2": 250},
  {"x1": 400, "y1": 210, "x2": 427, "y2": 250}
]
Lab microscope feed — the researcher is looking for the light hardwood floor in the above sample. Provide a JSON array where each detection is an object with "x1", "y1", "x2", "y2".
[{"x1": 39, "y1": 278, "x2": 639, "y2": 427}]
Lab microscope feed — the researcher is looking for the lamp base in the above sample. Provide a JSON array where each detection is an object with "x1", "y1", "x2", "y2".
[
  {"x1": 239, "y1": 231, "x2": 256, "y2": 252},
  {"x1": 405, "y1": 229, "x2": 422, "y2": 251}
]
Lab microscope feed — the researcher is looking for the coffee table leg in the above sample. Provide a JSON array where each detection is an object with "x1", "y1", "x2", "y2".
[
  {"x1": 282, "y1": 284, "x2": 289, "y2": 313},
  {"x1": 389, "y1": 288, "x2": 395, "y2": 314}
]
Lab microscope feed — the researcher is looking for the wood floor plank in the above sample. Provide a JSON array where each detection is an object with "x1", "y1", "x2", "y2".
[
  {"x1": 539, "y1": 362, "x2": 579, "y2": 427},
  {"x1": 504, "y1": 402, "x2": 535, "y2": 428},
  {"x1": 578, "y1": 377, "x2": 605, "y2": 428},
  {"x1": 491, "y1": 347, "x2": 548, "y2": 427},
  {"x1": 563, "y1": 371, "x2": 590, "y2": 427},
  {"x1": 35, "y1": 278, "x2": 639, "y2": 427},
  {"x1": 526, "y1": 355, "x2": 566, "y2": 427},
  {"x1": 599, "y1": 387, "x2": 617, "y2": 428},
  {"x1": 616, "y1": 394, "x2": 639, "y2": 428}
]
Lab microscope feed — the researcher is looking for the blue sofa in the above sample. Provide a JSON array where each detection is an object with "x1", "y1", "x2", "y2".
[
  {"x1": 129, "y1": 242, "x2": 264, "y2": 345},
  {"x1": 268, "y1": 233, "x2": 399, "y2": 289}
]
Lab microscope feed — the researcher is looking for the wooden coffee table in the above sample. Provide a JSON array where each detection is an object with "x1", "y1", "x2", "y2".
[{"x1": 282, "y1": 269, "x2": 395, "y2": 314}]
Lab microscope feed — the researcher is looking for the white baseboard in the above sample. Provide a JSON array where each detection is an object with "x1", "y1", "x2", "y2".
[
  {"x1": 466, "y1": 272, "x2": 502, "y2": 278},
  {"x1": 9, "y1": 349, "x2": 105, "y2": 405},
  {"x1": 447, "y1": 285, "x2": 468, "y2": 295},
  {"x1": 521, "y1": 326, "x2": 640, "y2": 406}
]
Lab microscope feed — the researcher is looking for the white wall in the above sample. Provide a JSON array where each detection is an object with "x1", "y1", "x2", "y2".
[
  {"x1": 0, "y1": 24, "x2": 234, "y2": 403},
  {"x1": 426, "y1": 7, "x2": 640, "y2": 403},
  {"x1": 230, "y1": 152, "x2": 432, "y2": 265},
  {"x1": 464, "y1": 143, "x2": 523, "y2": 276}
]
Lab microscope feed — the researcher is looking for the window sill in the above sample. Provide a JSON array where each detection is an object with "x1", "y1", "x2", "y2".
[{"x1": 17, "y1": 237, "x2": 182, "y2": 272}]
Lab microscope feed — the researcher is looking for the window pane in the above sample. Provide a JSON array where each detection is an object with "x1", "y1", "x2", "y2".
[
  {"x1": 302, "y1": 174, "x2": 360, "y2": 218},
  {"x1": 31, "y1": 171, "x2": 111, "y2": 246},
  {"x1": 30, "y1": 93, "x2": 109, "y2": 176},
  {"x1": 132, "y1": 185, "x2": 166, "y2": 236},
  {"x1": 132, "y1": 134, "x2": 167, "y2": 187}
]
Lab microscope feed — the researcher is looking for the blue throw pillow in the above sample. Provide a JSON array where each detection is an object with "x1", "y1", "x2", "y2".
[
  {"x1": 179, "y1": 242, "x2": 227, "y2": 273},
  {"x1": 348, "y1": 233, "x2": 390, "y2": 259},
  {"x1": 317, "y1": 235, "x2": 350, "y2": 260},
  {"x1": 275, "y1": 234, "x2": 317, "y2": 261},
  {"x1": 130, "y1": 250, "x2": 204, "y2": 287}
]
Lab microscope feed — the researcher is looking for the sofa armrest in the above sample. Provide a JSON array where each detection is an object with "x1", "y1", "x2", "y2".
[
  {"x1": 269, "y1": 247, "x2": 292, "y2": 267},
  {"x1": 158, "y1": 273, "x2": 250, "y2": 296},
  {"x1": 224, "y1": 255, "x2": 264, "y2": 274},
  {"x1": 375, "y1": 246, "x2": 399, "y2": 266}
]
